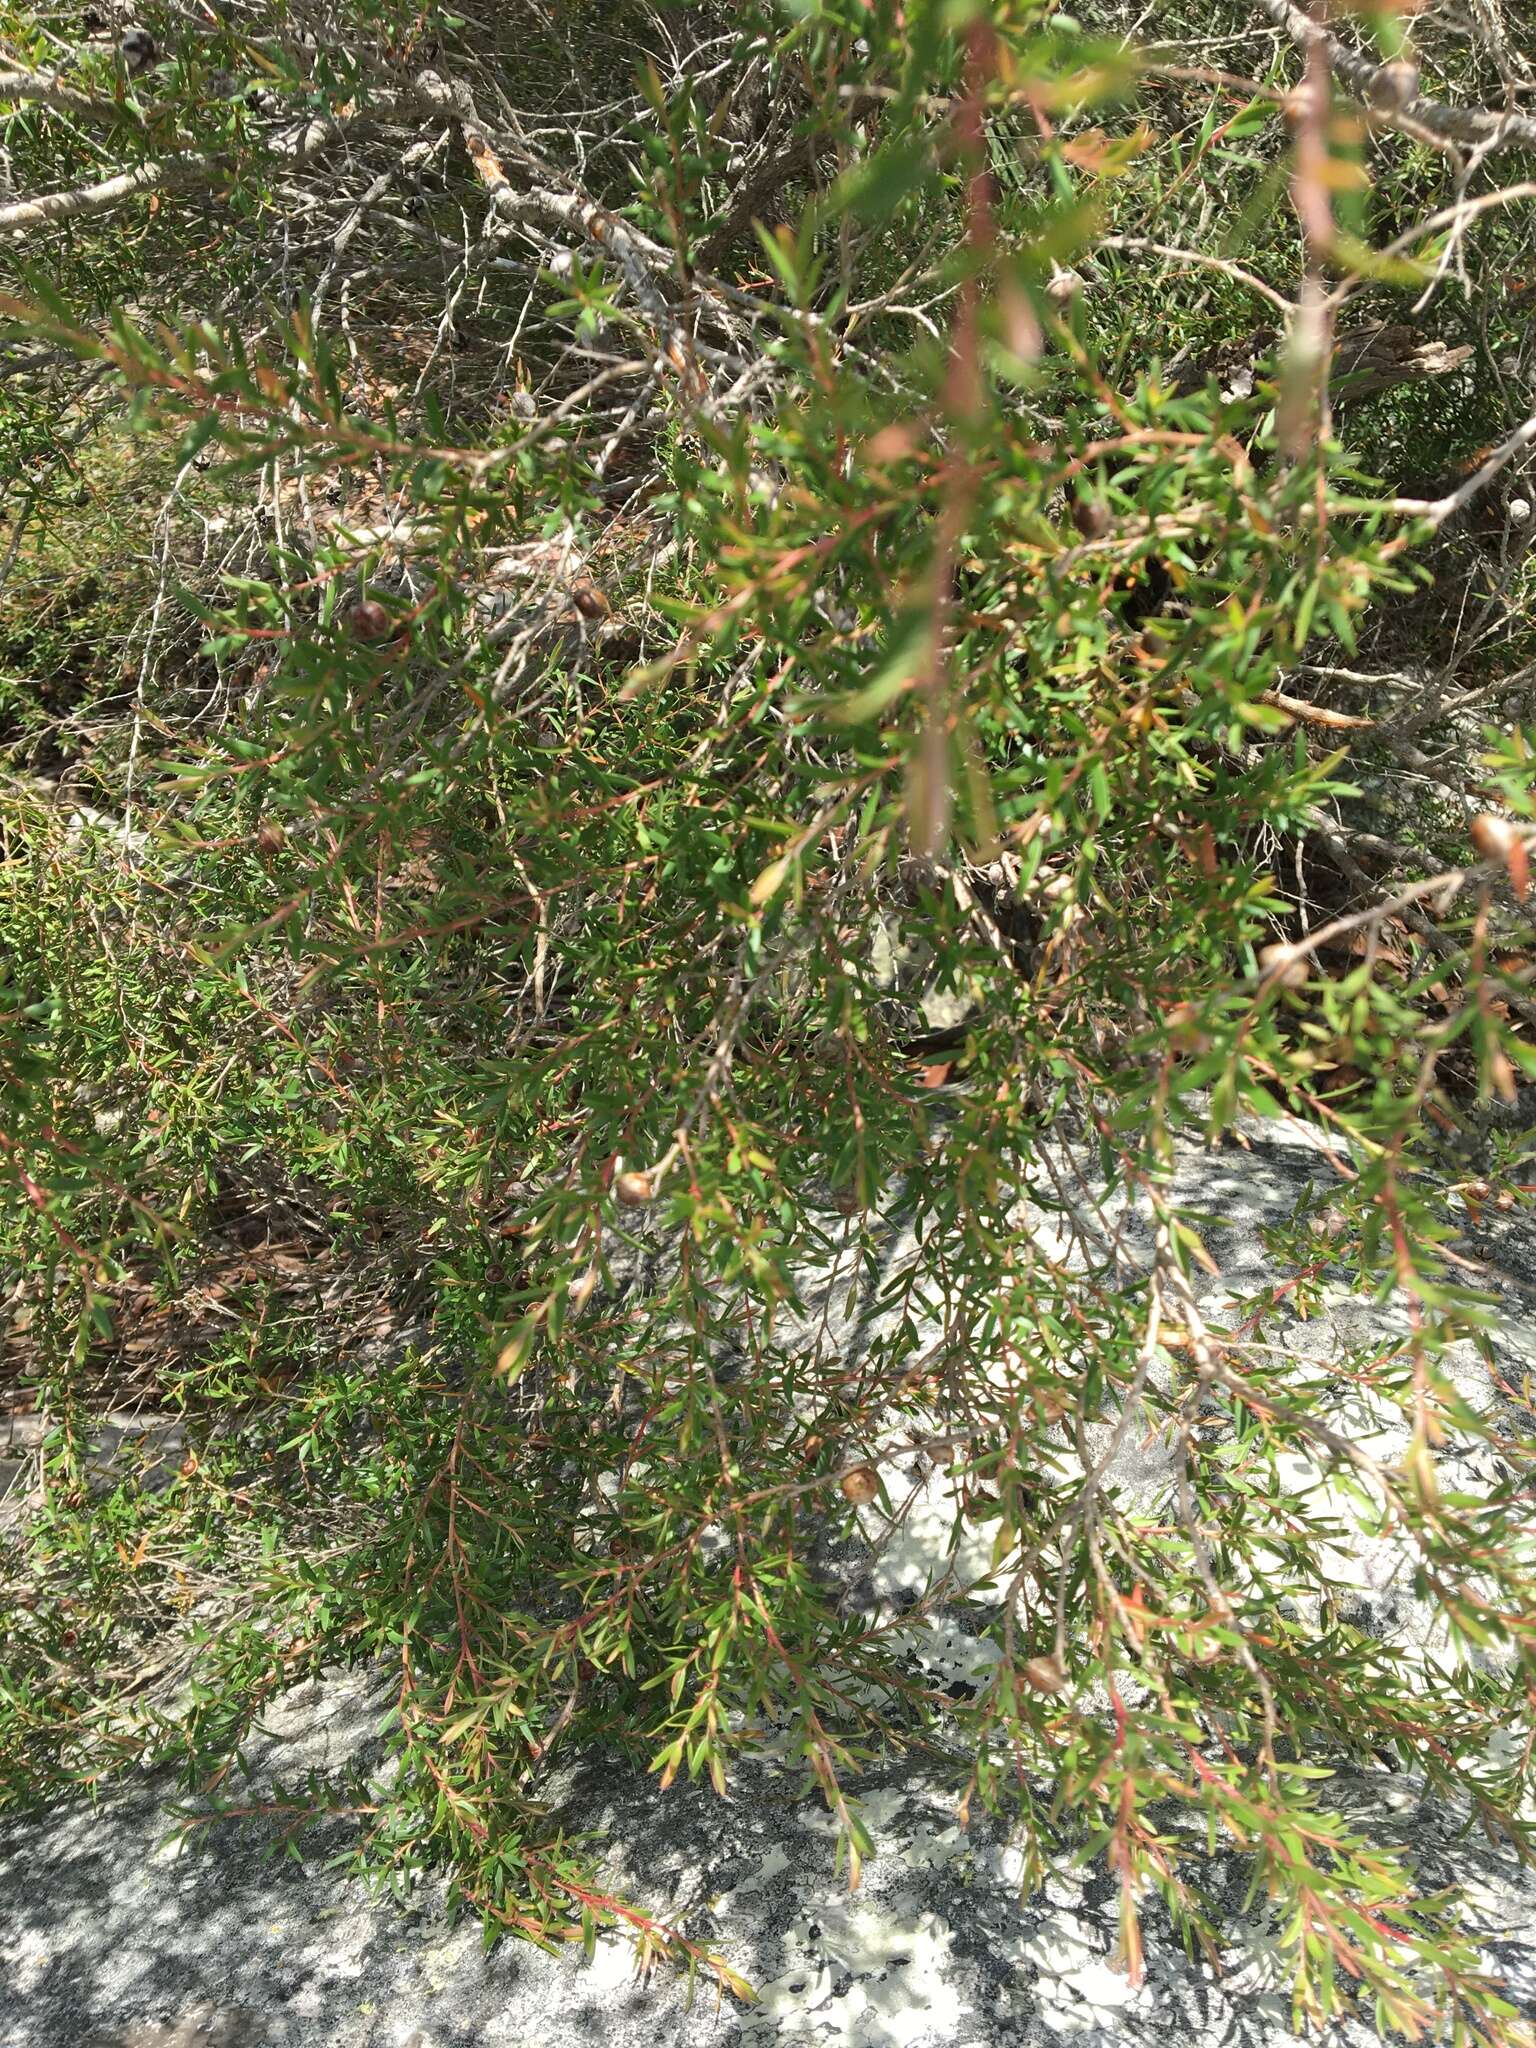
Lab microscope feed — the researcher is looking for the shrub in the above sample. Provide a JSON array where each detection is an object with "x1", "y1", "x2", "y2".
[{"x1": 2, "y1": 2, "x2": 1535, "y2": 2039}]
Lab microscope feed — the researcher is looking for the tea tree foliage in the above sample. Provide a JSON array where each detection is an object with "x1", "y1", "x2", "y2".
[{"x1": 2, "y1": 0, "x2": 1536, "y2": 2038}]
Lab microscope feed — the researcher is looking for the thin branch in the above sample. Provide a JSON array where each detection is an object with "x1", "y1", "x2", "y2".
[
  {"x1": 694, "y1": 131, "x2": 818, "y2": 269},
  {"x1": 410, "y1": 69, "x2": 713, "y2": 407},
  {"x1": 1261, "y1": 688, "x2": 1374, "y2": 730},
  {"x1": 0, "y1": 70, "x2": 136, "y2": 123},
  {"x1": 0, "y1": 111, "x2": 371, "y2": 236},
  {"x1": 1256, "y1": 0, "x2": 1536, "y2": 153},
  {"x1": 1099, "y1": 235, "x2": 1294, "y2": 315},
  {"x1": 0, "y1": 152, "x2": 218, "y2": 233},
  {"x1": 1386, "y1": 413, "x2": 1536, "y2": 530},
  {"x1": 1331, "y1": 183, "x2": 1536, "y2": 308}
]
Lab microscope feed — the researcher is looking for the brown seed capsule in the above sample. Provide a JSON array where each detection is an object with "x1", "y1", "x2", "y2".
[
  {"x1": 838, "y1": 1463, "x2": 881, "y2": 1505},
  {"x1": 1376, "y1": 57, "x2": 1419, "y2": 107},
  {"x1": 1070, "y1": 494, "x2": 1110, "y2": 541},
  {"x1": 1022, "y1": 1654, "x2": 1067, "y2": 1694},
  {"x1": 344, "y1": 598, "x2": 392, "y2": 642},
  {"x1": 1258, "y1": 942, "x2": 1309, "y2": 990},
  {"x1": 1471, "y1": 813, "x2": 1515, "y2": 862},
  {"x1": 1165, "y1": 1001, "x2": 1211, "y2": 1053},
  {"x1": 256, "y1": 820, "x2": 286, "y2": 856},
  {"x1": 613, "y1": 1170, "x2": 654, "y2": 1207}
]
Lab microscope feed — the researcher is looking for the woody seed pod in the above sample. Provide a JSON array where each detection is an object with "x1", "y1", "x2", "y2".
[
  {"x1": 1258, "y1": 942, "x2": 1309, "y2": 990},
  {"x1": 838, "y1": 1463, "x2": 881, "y2": 1505},
  {"x1": 1471, "y1": 813, "x2": 1515, "y2": 862},
  {"x1": 345, "y1": 598, "x2": 392, "y2": 642},
  {"x1": 1165, "y1": 1000, "x2": 1210, "y2": 1052},
  {"x1": 1376, "y1": 58, "x2": 1419, "y2": 107},
  {"x1": 1022, "y1": 1654, "x2": 1067, "y2": 1694}
]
